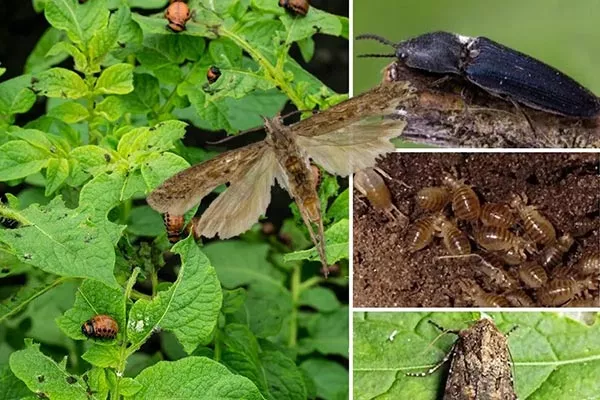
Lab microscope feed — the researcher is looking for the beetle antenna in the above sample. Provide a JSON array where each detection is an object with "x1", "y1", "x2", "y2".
[
  {"x1": 356, "y1": 34, "x2": 397, "y2": 47},
  {"x1": 357, "y1": 53, "x2": 396, "y2": 58}
]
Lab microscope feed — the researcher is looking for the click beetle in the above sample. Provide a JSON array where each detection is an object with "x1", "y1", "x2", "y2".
[{"x1": 357, "y1": 31, "x2": 600, "y2": 118}]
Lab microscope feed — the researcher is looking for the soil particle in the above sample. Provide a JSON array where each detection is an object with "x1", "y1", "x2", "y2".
[{"x1": 353, "y1": 153, "x2": 599, "y2": 307}]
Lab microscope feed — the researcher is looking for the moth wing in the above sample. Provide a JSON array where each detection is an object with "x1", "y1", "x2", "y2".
[
  {"x1": 296, "y1": 118, "x2": 405, "y2": 176},
  {"x1": 197, "y1": 147, "x2": 279, "y2": 239},
  {"x1": 146, "y1": 142, "x2": 267, "y2": 215}
]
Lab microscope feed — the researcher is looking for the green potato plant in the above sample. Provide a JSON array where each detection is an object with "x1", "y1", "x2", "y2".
[{"x1": 0, "y1": 1, "x2": 350, "y2": 399}]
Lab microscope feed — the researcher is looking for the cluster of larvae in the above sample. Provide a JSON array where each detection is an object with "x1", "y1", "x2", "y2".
[{"x1": 401, "y1": 174, "x2": 599, "y2": 307}]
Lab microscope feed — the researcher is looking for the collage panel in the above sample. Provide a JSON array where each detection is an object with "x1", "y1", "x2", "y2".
[
  {"x1": 353, "y1": 152, "x2": 600, "y2": 307},
  {"x1": 353, "y1": 311, "x2": 600, "y2": 399},
  {"x1": 353, "y1": 0, "x2": 600, "y2": 148},
  {"x1": 1, "y1": 1, "x2": 351, "y2": 400}
]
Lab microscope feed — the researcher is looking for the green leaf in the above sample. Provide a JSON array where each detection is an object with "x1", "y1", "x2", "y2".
[
  {"x1": 0, "y1": 275, "x2": 64, "y2": 323},
  {"x1": 131, "y1": 357, "x2": 264, "y2": 399},
  {"x1": 353, "y1": 312, "x2": 600, "y2": 400},
  {"x1": 117, "y1": 120, "x2": 187, "y2": 158},
  {"x1": 143, "y1": 34, "x2": 207, "y2": 64},
  {"x1": 8, "y1": 126, "x2": 70, "y2": 155},
  {"x1": 283, "y1": 219, "x2": 349, "y2": 264},
  {"x1": 117, "y1": 377, "x2": 142, "y2": 396},
  {"x1": 279, "y1": 7, "x2": 345, "y2": 43},
  {"x1": 116, "y1": 73, "x2": 160, "y2": 114},
  {"x1": 47, "y1": 101, "x2": 89, "y2": 123},
  {"x1": 221, "y1": 324, "x2": 269, "y2": 396},
  {"x1": 9, "y1": 340, "x2": 89, "y2": 400},
  {"x1": 126, "y1": 206, "x2": 163, "y2": 237},
  {"x1": 46, "y1": 42, "x2": 88, "y2": 72},
  {"x1": 140, "y1": 152, "x2": 190, "y2": 190},
  {"x1": 0, "y1": 197, "x2": 118, "y2": 287},
  {"x1": 128, "y1": 238, "x2": 222, "y2": 354},
  {"x1": 56, "y1": 280, "x2": 125, "y2": 340},
  {"x1": 45, "y1": 158, "x2": 70, "y2": 195},
  {"x1": 0, "y1": 364, "x2": 31, "y2": 400},
  {"x1": 44, "y1": 0, "x2": 110, "y2": 46},
  {"x1": 0, "y1": 75, "x2": 36, "y2": 117},
  {"x1": 203, "y1": 241, "x2": 292, "y2": 337},
  {"x1": 326, "y1": 188, "x2": 348, "y2": 222},
  {"x1": 298, "y1": 307, "x2": 348, "y2": 357},
  {"x1": 221, "y1": 288, "x2": 247, "y2": 314},
  {"x1": 78, "y1": 171, "x2": 128, "y2": 244},
  {"x1": 300, "y1": 358, "x2": 348, "y2": 400},
  {"x1": 25, "y1": 27, "x2": 69, "y2": 73},
  {"x1": 299, "y1": 287, "x2": 341, "y2": 312},
  {"x1": 33, "y1": 68, "x2": 89, "y2": 99},
  {"x1": 109, "y1": 6, "x2": 144, "y2": 60},
  {"x1": 261, "y1": 350, "x2": 307, "y2": 400},
  {"x1": 69, "y1": 145, "x2": 112, "y2": 176},
  {"x1": 94, "y1": 63, "x2": 134, "y2": 95},
  {"x1": 0, "y1": 140, "x2": 49, "y2": 180},
  {"x1": 95, "y1": 96, "x2": 126, "y2": 121}
]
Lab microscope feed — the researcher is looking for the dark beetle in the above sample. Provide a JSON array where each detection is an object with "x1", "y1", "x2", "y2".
[{"x1": 357, "y1": 31, "x2": 600, "y2": 118}]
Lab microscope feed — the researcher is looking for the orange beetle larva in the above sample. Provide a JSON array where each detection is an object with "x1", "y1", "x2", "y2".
[
  {"x1": 165, "y1": 0, "x2": 191, "y2": 32},
  {"x1": 164, "y1": 213, "x2": 185, "y2": 243},
  {"x1": 278, "y1": 0, "x2": 309, "y2": 16},
  {"x1": 354, "y1": 168, "x2": 408, "y2": 226},
  {"x1": 163, "y1": 214, "x2": 200, "y2": 243},
  {"x1": 518, "y1": 261, "x2": 548, "y2": 289},
  {"x1": 441, "y1": 175, "x2": 481, "y2": 221},
  {"x1": 539, "y1": 233, "x2": 574, "y2": 269},
  {"x1": 480, "y1": 203, "x2": 516, "y2": 228},
  {"x1": 415, "y1": 186, "x2": 450, "y2": 212},
  {"x1": 435, "y1": 216, "x2": 471, "y2": 256},
  {"x1": 206, "y1": 66, "x2": 222, "y2": 84},
  {"x1": 510, "y1": 193, "x2": 556, "y2": 246},
  {"x1": 81, "y1": 315, "x2": 118, "y2": 339}
]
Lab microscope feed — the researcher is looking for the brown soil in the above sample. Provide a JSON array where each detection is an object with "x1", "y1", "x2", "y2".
[{"x1": 353, "y1": 153, "x2": 600, "y2": 307}]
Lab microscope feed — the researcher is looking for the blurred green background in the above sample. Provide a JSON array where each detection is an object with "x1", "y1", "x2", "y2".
[{"x1": 353, "y1": 0, "x2": 600, "y2": 96}]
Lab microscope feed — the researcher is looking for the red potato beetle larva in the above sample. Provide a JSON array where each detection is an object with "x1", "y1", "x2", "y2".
[
  {"x1": 81, "y1": 315, "x2": 119, "y2": 339},
  {"x1": 278, "y1": 0, "x2": 309, "y2": 16}
]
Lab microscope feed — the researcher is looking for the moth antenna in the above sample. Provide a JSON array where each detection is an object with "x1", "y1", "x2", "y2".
[
  {"x1": 355, "y1": 34, "x2": 397, "y2": 47},
  {"x1": 357, "y1": 53, "x2": 396, "y2": 59},
  {"x1": 205, "y1": 125, "x2": 266, "y2": 145}
]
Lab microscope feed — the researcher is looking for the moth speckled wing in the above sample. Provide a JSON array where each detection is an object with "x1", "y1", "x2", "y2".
[
  {"x1": 146, "y1": 142, "x2": 267, "y2": 216},
  {"x1": 290, "y1": 80, "x2": 414, "y2": 138}
]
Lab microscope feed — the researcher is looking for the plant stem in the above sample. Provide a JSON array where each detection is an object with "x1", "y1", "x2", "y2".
[
  {"x1": 288, "y1": 264, "x2": 301, "y2": 347},
  {"x1": 214, "y1": 329, "x2": 222, "y2": 362},
  {"x1": 298, "y1": 275, "x2": 322, "y2": 293},
  {"x1": 130, "y1": 289, "x2": 152, "y2": 301},
  {"x1": 220, "y1": 27, "x2": 307, "y2": 110},
  {"x1": 120, "y1": 199, "x2": 132, "y2": 225}
]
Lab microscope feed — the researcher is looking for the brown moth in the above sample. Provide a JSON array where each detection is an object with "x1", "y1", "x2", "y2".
[
  {"x1": 409, "y1": 319, "x2": 517, "y2": 400},
  {"x1": 147, "y1": 81, "x2": 412, "y2": 276}
]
